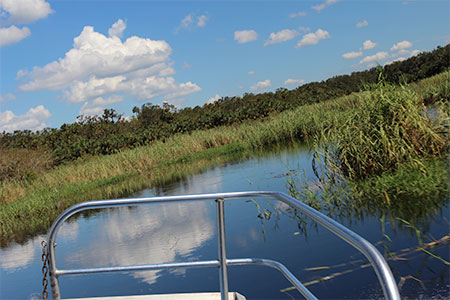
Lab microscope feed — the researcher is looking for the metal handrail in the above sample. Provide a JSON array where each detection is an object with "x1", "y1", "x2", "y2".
[{"x1": 46, "y1": 191, "x2": 401, "y2": 300}]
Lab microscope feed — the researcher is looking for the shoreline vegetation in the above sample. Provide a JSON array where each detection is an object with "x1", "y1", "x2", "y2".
[{"x1": 1, "y1": 71, "x2": 449, "y2": 246}]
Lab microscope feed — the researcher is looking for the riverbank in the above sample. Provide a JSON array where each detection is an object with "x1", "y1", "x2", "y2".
[{"x1": 0, "y1": 71, "x2": 448, "y2": 246}]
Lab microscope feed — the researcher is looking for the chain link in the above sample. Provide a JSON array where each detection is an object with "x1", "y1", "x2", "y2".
[{"x1": 41, "y1": 241, "x2": 49, "y2": 300}]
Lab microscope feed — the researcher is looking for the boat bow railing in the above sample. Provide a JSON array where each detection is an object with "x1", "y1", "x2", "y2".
[{"x1": 46, "y1": 191, "x2": 401, "y2": 300}]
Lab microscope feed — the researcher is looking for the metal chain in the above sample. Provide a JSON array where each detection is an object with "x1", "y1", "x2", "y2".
[{"x1": 41, "y1": 241, "x2": 49, "y2": 300}]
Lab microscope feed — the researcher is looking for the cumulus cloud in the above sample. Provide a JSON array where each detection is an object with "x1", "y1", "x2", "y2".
[
  {"x1": 182, "y1": 62, "x2": 192, "y2": 69},
  {"x1": 342, "y1": 51, "x2": 363, "y2": 59},
  {"x1": 356, "y1": 20, "x2": 368, "y2": 28},
  {"x1": 298, "y1": 26, "x2": 311, "y2": 33},
  {"x1": 385, "y1": 49, "x2": 420, "y2": 65},
  {"x1": 17, "y1": 20, "x2": 201, "y2": 115},
  {"x1": 108, "y1": 19, "x2": 126, "y2": 38},
  {"x1": 362, "y1": 40, "x2": 377, "y2": 50},
  {"x1": 284, "y1": 78, "x2": 305, "y2": 85},
  {"x1": 250, "y1": 79, "x2": 271, "y2": 91},
  {"x1": 389, "y1": 49, "x2": 421, "y2": 63},
  {"x1": 342, "y1": 40, "x2": 376, "y2": 60},
  {"x1": 79, "y1": 95, "x2": 123, "y2": 116},
  {"x1": 0, "y1": 0, "x2": 54, "y2": 25},
  {"x1": 206, "y1": 94, "x2": 220, "y2": 104},
  {"x1": 175, "y1": 13, "x2": 208, "y2": 32},
  {"x1": 178, "y1": 14, "x2": 193, "y2": 29},
  {"x1": 390, "y1": 40, "x2": 412, "y2": 52},
  {"x1": 410, "y1": 49, "x2": 421, "y2": 57},
  {"x1": 312, "y1": 0, "x2": 339, "y2": 12},
  {"x1": 0, "y1": 0, "x2": 53, "y2": 47},
  {"x1": 0, "y1": 105, "x2": 51, "y2": 132},
  {"x1": 359, "y1": 51, "x2": 389, "y2": 65},
  {"x1": 0, "y1": 25, "x2": 30, "y2": 46},
  {"x1": 0, "y1": 93, "x2": 16, "y2": 103},
  {"x1": 385, "y1": 57, "x2": 407, "y2": 65},
  {"x1": 264, "y1": 29, "x2": 299, "y2": 46},
  {"x1": 197, "y1": 15, "x2": 208, "y2": 27},
  {"x1": 296, "y1": 29, "x2": 330, "y2": 48},
  {"x1": 289, "y1": 11, "x2": 306, "y2": 18},
  {"x1": 234, "y1": 30, "x2": 258, "y2": 44}
]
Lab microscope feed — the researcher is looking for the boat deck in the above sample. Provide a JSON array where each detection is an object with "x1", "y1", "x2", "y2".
[{"x1": 67, "y1": 292, "x2": 246, "y2": 300}]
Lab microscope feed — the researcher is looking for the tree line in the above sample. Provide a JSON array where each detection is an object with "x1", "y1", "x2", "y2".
[{"x1": 1, "y1": 44, "x2": 449, "y2": 165}]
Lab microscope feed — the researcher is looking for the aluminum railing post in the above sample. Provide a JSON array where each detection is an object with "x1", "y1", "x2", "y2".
[
  {"x1": 216, "y1": 198, "x2": 229, "y2": 300},
  {"x1": 48, "y1": 242, "x2": 61, "y2": 299}
]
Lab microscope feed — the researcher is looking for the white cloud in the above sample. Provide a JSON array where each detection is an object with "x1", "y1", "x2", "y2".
[
  {"x1": 182, "y1": 62, "x2": 192, "y2": 69},
  {"x1": 0, "y1": 25, "x2": 30, "y2": 47},
  {"x1": 0, "y1": 93, "x2": 16, "y2": 103},
  {"x1": 0, "y1": 105, "x2": 51, "y2": 132},
  {"x1": 79, "y1": 95, "x2": 123, "y2": 116},
  {"x1": 298, "y1": 26, "x2": 311, "y2": 33},
  {"x1": 362, "y1": 40, "x2": 377, "y2": 50},
  {"x1": 312, "y1": 0, "x2": 339, "y2": 12},
  {"x1": 410, "y1": 49, "x2": 421, "y2": 57},
  {"x1": 389, "y1": 49, "x2": 421, "y2": 63},
  {"x1": 234, "y1": 30, "x2": 258, "y2": 44},
  {"x1": 0, "y1": 0, "x2": 54, "y2": 25},
  {"x1": 179, "y1": 14, "x2": 193, "y2": 29},
  {"x1": 250, "y1": 79, "x2": 271, "y2": 91},
  {"x1": 359, "y1": 51, "x2": 389, "y2": 65},
  {"x1": 342, "y1": 51, "x2": 363, "y2": 59},
  {"x1": 390, "y1": 40, "x2": 413, "y2": 52},
  {"x1": 248, "y1": 71, "x2": 255, "y2": 75},
  {"x1": 385, "y1": 57, "x2": 407, "y2": 65},
  {"x1": 356, "y1": 20, "x2": 368, "y2": 28},
  {"x1": 385, "y1": 49, "x2": 422, "y2": 65},
  {"x1": 264, "y1": 29, "x2": 299, "y2": 46},
  {"x1": 289, "y1": 11, "x2": 307, "y2": 18},
  {"x1": 175, "y1": 13, "x2": 208, "y2": 32},
  {"x1": 284, "y1": 78, "x2": 305, "y2": 85},
  {"x1": 164, "y1": 81, "x2": 202, "y2": 100},
  {"x1": 207, "y1": 94, "x2": 220, "y2": 104},
  {"x1": 296, "y1": 29, "x2": 330, "y2": 48},
  {"x1": 108, "y1": 19, "x2": 126, "y2": 38},
  {"x1": 0, "y1": 0, "x2": 53, "y2": 47},
  {"x1": 17, "y1": 20, "x2": 201, "y2": 115},
  {"x1": 197, "y1": 15, "x2": 208, "y2": 27}
]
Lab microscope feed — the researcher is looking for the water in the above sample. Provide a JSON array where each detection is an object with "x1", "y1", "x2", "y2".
[{"x1": 1, "y1": 143, "x2": 448, "y2": 299}]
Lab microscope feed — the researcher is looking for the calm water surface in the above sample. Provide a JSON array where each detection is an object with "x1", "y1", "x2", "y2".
[{"x1": 1, "y1": 143, "x2": 448, "y2": 299}]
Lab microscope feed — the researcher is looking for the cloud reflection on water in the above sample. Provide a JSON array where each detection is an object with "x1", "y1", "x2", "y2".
[
  {"x1": 65, "y1": 201, "x2": 215, "y2": 285},
  {"x1": 0, "y1": 234, "x2": 47, "y2": 272}
]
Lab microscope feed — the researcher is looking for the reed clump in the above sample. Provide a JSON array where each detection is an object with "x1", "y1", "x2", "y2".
[
  {"x1": 286, "y1": 71, "x2": 449, "y2": 228},
  {"x1": 328, "y1": 79, "x2": 448, "y2": 180}
]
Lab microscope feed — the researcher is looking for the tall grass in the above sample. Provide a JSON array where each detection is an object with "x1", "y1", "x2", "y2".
[
  {"x1": 1, "y1": 71, "x2": 448, "y2": 246},
  {"x1": 286, "y1": 72, "x2": 449, "y2": 229},
  {"x1": 323, "y1": 79, "x2": 447, "y2": 180}
]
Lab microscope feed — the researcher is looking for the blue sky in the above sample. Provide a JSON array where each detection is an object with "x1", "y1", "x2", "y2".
[{"x1": 0, "y1": 0, "x2": 449, "y2": 132}]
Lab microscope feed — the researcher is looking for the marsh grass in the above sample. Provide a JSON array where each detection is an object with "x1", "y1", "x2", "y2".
[
  {"x1": 320, "y1": 80, "x2": 448, "y2": 180},
  {"x1": 0, "y1": 148, "x2": 54, "y2": 182},
  {"x1": 286, "y1": 72, "x2": 448, "y2": 230},
  {"x1": 1, "y1": 71, "x2": 448, "y2": 245}
]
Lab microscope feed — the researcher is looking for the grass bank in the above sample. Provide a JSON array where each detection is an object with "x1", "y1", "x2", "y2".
[{"x1": 1, "y1": 71, "x2": 448, "y2": 246}]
